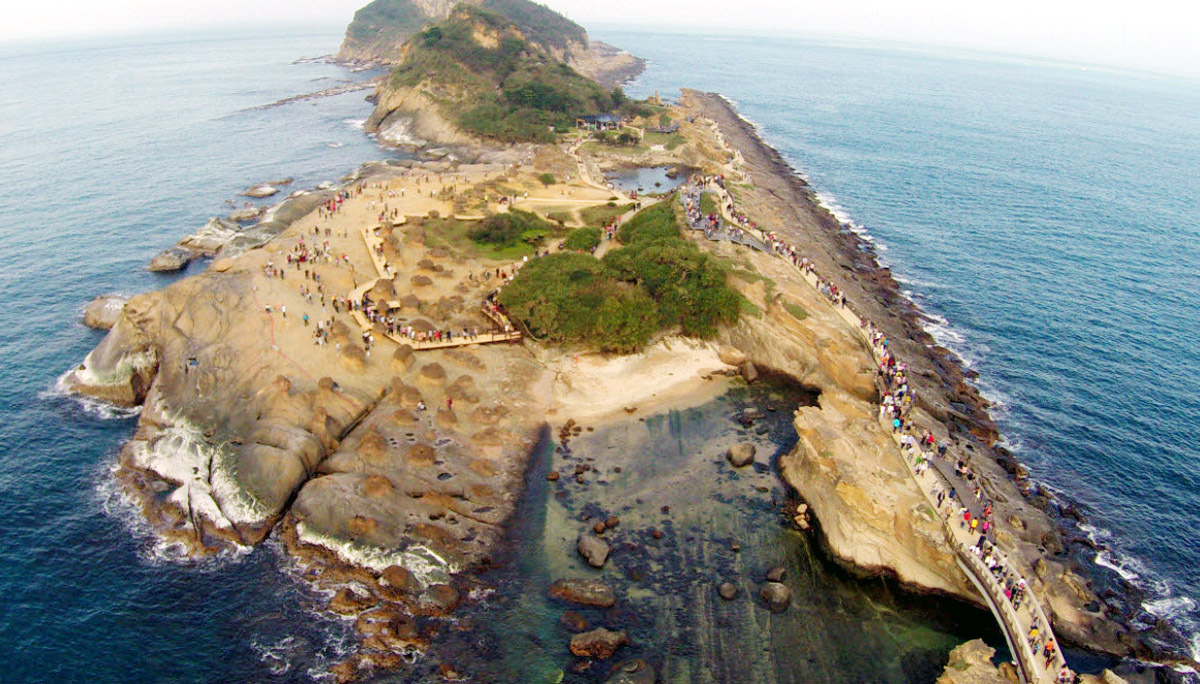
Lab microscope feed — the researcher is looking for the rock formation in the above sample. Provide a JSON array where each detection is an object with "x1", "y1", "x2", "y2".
[{"x1": 82, "y1": 294, "x2": 128, "y2": 329}]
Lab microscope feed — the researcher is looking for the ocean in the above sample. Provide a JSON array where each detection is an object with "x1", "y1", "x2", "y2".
[
  {"x1": 598, "y1": 29, "x2": 1200, "y2": 660},
  {"x1": 0, "y1": 23, "x2": 1196, "y2": 681}
]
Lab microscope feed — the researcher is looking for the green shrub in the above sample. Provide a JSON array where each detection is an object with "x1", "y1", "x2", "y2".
[
  {"x1": 562, "y1": 227, "x2": 602, "y2": 251},
  {"x1": 501, "y1": 199, "x2": 741, "y2": 351},
  {"x1": 538, "y1": 172, "x2": 556, "y2": 186},
  {"x1": 468, "y1": 209, "x2": 553, "y2": 247},
  {"x1": 615, "y1": 198, "x2": 680, "y2": 244}
]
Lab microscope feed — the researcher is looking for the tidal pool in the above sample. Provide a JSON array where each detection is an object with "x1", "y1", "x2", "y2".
[
  {"x1": 422, "y1": 377, "x2": 1002, "y2": 682},
  {"x1": 606, "y1": 166, "x2": 685, "y2": 195}
]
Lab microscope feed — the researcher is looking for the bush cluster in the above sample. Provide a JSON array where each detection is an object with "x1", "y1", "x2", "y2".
[
  {"x1": 468, "y1": 209, "x2": 553, "y2": 248},
  {"x1": 499, "y1": 197, "x2": 742, "y2": 352}
]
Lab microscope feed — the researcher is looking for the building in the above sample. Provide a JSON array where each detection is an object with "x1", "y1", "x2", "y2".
[{"x1": 576, "y1": 113, "x2": 623, "y2": 131}]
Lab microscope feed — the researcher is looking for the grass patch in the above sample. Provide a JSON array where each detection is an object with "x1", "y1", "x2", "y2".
[
  {"x1": 739, "y1": 295, "x2": 763, "y2": 319},
  {"x1": 421, "y1": 215, "x2": 538, "y2": 261},
  {"x1": 579, "y1": 202, "x2": 632, "y2": 227},
  {"x1": 784, "y1": 301, "x2": 808, "y2": 320},
  {"x1": 644, "y1": 131, "x2": 684, "y2": 150},
  {"x1": 699, "y1": 192, "x2": 719, "y2": 216}
]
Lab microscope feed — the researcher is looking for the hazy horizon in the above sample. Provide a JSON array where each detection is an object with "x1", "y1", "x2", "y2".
[{"x1": 2, "y1": 0, "x2": 1198, "y2": 81}]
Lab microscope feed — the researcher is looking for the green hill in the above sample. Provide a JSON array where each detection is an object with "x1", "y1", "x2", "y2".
[
  {"x1": 385, "y1": 4, "x2": 626, "y2": 142},
  {"x1": 338, "y1": 0, "x2": 587, "y2": 64}
]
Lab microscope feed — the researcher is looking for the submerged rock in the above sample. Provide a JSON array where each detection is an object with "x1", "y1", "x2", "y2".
[
  {"x1": 577, "y1": 533, "x2": 611, "y2": 568},
  {"x1": 726, "y1": 443, "x2": 756, "y2": 467},
  {"x1": 717, "y1": 582, "x2": 738, "y2": 600},
  {"x1": 570, "y1": 627, "x2": 629, "y2": 660},
  {"x1": 82, "y1": 294, "x2": 128, "y2": 329},
  {"x1": 606, "y1": 659, "x2": 656, "y2": 684},
  {"x1": 549, "y1": 578, "x2": 616, "y2": 608},
  {"x1": 765, "y1": 566, "x2": 787, "y2": 582},
  {"x1": 759, "y1": 582, "x2": 791, "y2": 612},
  {"x1": 560, "y1": 610, "x2": 589, "y2": 633}
]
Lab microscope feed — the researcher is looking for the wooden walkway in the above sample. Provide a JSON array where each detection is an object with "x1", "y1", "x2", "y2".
[
  {"x1": 693, "y1": 178, "x2": 1066, "y2": 683},
  {"x1": 350, "y1": 225, "x2": 522, "y2": 351}
]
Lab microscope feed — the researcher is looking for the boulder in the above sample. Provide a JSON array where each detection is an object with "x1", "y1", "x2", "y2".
[
  {"x1": 726, "y1": 443, "x2": 756, "y2": 467},
  {"x1": 759, "y1": 582, "x2": 791, "y2": 612},
  {"x1": 741, "y1": 360, "x2": 759, "y2": 383},
  {"x1": 549, "y1": 579, "x2": 616, "y2": 608},
  {"x1": 569, "y1": 628, "x2": 629, "y2": 660},
  {"x1": 179, "y1": 217, "x2": 242, "y2": 254},
  {"x1": 717, "y1": 582, "x2": 738, "y2": 600},
  {"x1": 148, "y1": 247, "x2": 195, "y2": 272},
  {"x1": 228, "y1": 207, "x2": 264, "y2": 222},
  {"x1": 765, "y1": 566, "x2": 787, "y2": 582},
  {"x1": 718, "y1": 346, "x2": 747, "y2": 366},
  {"x1": 577, "y1": 534, "x2": 611, "y2": 568},
  {"x1": 424, "y1": 583, "x2": 461, "y2": 613},
  {"x1": 560, "y1": 610, "x2": 589, "y2": 633},
  {"x1": 606, "y1": 659, "x2": 656, "y2": 684},
  {"x1": 243, "y1": 184, "x2": 278, "y2": 198},
  {"x1": 82, "y1": 294, "x2": 128, "y2": 329}
]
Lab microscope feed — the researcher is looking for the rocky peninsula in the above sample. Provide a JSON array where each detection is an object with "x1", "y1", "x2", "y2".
[{"x1": 64, "y1": 1, "x2": 1159, "y2": 681}]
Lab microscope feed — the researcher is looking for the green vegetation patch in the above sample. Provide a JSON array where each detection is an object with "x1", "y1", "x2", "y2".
[
  {"x1": 784, "y1": 301, "x2": 808, "y2": 320},
  {"x1": 698, "y1": 192, "x2": 719, "y2": 217},
  {"x1": 500, "y1": 197, "x2": 742, "y2": 351},
  {"x1": 391, "y1": 5, "x2": 628, "y2": 143},
  {"x1": 561, "y1": 227, "x2": 602, "y2": 252},
  {"x1": 469, "y1": 208, "x2": 554, "y2": 248},
  {"x1": 579, "y1": 202, "x2": 631, "y2": 227},
  {"x1": 422, "y1": 215, "x2": 538, "y2": 261},
  {"x1": 538, "y1": 172, "x2": 556, "y2": 186}
]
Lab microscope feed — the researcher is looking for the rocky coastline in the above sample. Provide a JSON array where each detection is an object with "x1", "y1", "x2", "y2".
[
  {"x1": 62, "y1": 57, "x2": 1180, "y2": 682},
  {"x1": 681, "y1": 89, "x2": 1193, "y2": 670}
]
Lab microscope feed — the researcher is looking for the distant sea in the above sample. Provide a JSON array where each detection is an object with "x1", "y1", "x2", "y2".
[
  {"x1": 0, "y1": 24, "x2": 1196, "y2": 681},
  {"x1": 598, "y1": 28, "x2": 1200, "y2": 660}
]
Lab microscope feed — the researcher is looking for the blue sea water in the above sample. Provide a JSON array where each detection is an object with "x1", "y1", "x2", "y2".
[
  {"x1": 0, "y1": 28, "x2": 395, "y2": 681},
  {"x1": 1, "y1": 23, "x2": 1197, "y2": 681},
  {"x1": 598, "y1": 29, "x2": 1200, "y2": 658}
]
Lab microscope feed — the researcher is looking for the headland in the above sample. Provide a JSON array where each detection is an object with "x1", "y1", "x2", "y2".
[{"x1": 63, "y1": 2, "x2": 1173, "y2": 682}]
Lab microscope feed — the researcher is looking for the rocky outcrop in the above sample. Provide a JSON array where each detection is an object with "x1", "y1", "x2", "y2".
[
  {"x1": 936, "y1": 640, "x2": 1014, "y2": 684},
  {"x1": 149, "y1": 248, "x2": 195, "y2": 273},
  {"x1": 549, "y1": 578, "x2": 616, "y2": 608},
  {"x1": 82, "y1": 294, "x2": 128, "y2": 329},
  {"x1": 570, "y1": 628, "x2": 629, "y2": 660}
]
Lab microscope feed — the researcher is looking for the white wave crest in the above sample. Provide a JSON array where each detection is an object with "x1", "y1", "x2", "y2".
[
  {"x1": 295, "y1": 520, "x2": 454, "y2": 587},
  {"x1": 378, "y1": 117, "x2": 426, "y2": 147},
  {"x1": 44, "y1": 369, "x2": 142, "y2": 420},
  {"x1": 95, "y1": 459, "x2": 251, "y2": 570},
  {"x1": 343, "y1": 118, "x2": 366, "y2": 131}
]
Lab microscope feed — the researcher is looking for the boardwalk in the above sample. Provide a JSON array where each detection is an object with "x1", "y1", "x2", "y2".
[
  {"x1": 686, "y1": 178, "x2": 1067, "y2": 683},
  {"x1": 350, "y1": 225, "x2": 522, "y2": 351}
]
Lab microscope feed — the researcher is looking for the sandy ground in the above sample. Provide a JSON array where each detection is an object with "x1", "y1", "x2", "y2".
[{"x1": 543, "y1": 337, "x2": 736, "y2": 425}]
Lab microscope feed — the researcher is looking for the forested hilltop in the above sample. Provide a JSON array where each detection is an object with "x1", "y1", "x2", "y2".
[
  {"x1": 363, "y1": 2, "x2": 647, "y2": 144},
  {"x1": 338, "y1": 0, "x2": 643, "y2": 88}
]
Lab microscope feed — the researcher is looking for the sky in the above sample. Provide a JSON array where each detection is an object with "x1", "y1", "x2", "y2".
[{"x1": 2, "y1": 0, "x2": 1198, "y2": 78}]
